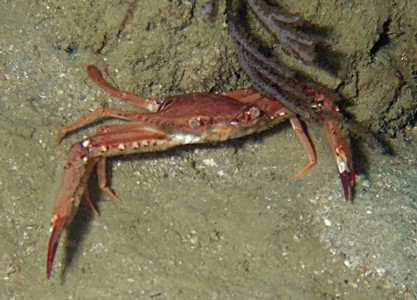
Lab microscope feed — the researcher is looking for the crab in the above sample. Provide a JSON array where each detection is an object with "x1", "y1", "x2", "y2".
[{"x1": 47, "y1": 65, "x2": 354, "y2": 278}]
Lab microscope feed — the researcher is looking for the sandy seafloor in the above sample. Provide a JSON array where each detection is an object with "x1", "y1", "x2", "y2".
[{"x1": 1, "y1": 0, "x2": 416, "y2": 299}]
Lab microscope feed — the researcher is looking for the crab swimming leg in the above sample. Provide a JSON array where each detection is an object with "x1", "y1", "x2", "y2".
[
  {"x1": 86, "y1": 65, "x2": 161, "y2": 111},
  {"x1": 55, "y1": 65, "x2": 165, "y2": 144}
]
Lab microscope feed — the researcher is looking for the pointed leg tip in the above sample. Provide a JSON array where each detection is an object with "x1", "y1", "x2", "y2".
[
  {"x1": 56, "y1": 134, "x2": 64, "y2": 146},
  {"x1": 47, "y1": 238, "x2": 58, "y2": 279},
  {"x1": 46, "y1": 216, "x2": 66, "y2": 280},
  {"x1": 86, "y1": 65, "x2": 98, "y2": 73},
  {"x1": 86, "y1": 65, "x2": 102, "y2": 80},
  {"x1": 46, "y1": 244, "x2": 56, "y2": 279},
  {"x1": 46, "y1": 264, "x2": 52, "y2": 279},
  {"x1": 339, "y1": 171, "x2": 349, "y2": 201}
]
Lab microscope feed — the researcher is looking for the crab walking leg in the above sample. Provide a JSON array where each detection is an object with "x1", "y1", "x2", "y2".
[
  {"x1": 56, "y1": 108, "x2": 154, "y2": 145},
  {"x1": 87, "y1": 65, "x2": 161, "y2": 111},
  {"x1": 96, "y1": 156, "x2": 121, "y2": 202},
  {"x1": 289, "y1": 116, "x2": 317, "y2": 178},
  {"x1": 78, "y1": 157, "x2": 120, "y2": 215},
  {"x1": 223, "y1": 89, "x2": 317, "y2": 179}
]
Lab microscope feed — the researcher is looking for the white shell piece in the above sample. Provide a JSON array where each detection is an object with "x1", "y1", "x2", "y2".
[{"x1": 173, "y1": 133, "x2": 201, "y2": 144}]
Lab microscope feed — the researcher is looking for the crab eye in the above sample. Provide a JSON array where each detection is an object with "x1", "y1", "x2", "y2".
[{"x1": 158, "y1": 99, "x2": 174, "y2": 111}]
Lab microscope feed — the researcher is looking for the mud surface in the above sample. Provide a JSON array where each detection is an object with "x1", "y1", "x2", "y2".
[{"x1": 0, "y1": 0, "x2": 416, "y2": 298}]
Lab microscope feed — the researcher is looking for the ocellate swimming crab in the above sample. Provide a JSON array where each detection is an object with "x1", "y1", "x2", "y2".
[{"x1": 47, "y1": 65, "x2": 354, "y2": 278}]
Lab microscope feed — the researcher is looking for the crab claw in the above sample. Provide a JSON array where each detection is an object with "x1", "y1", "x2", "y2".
[
  {"x1": 47, "y1": 144, "x2": 99, "y2": 278},
  {"x1": 47, "y1": 214, "x2": 70, "y2": 279},
  {"x1": 322, "y1": 119, "x2": 355, "y2": 200}
]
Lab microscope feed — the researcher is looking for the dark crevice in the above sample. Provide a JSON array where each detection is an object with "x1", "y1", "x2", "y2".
[{"x1": 370, "y1": 18, "x2": 391, "y2": 62}]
